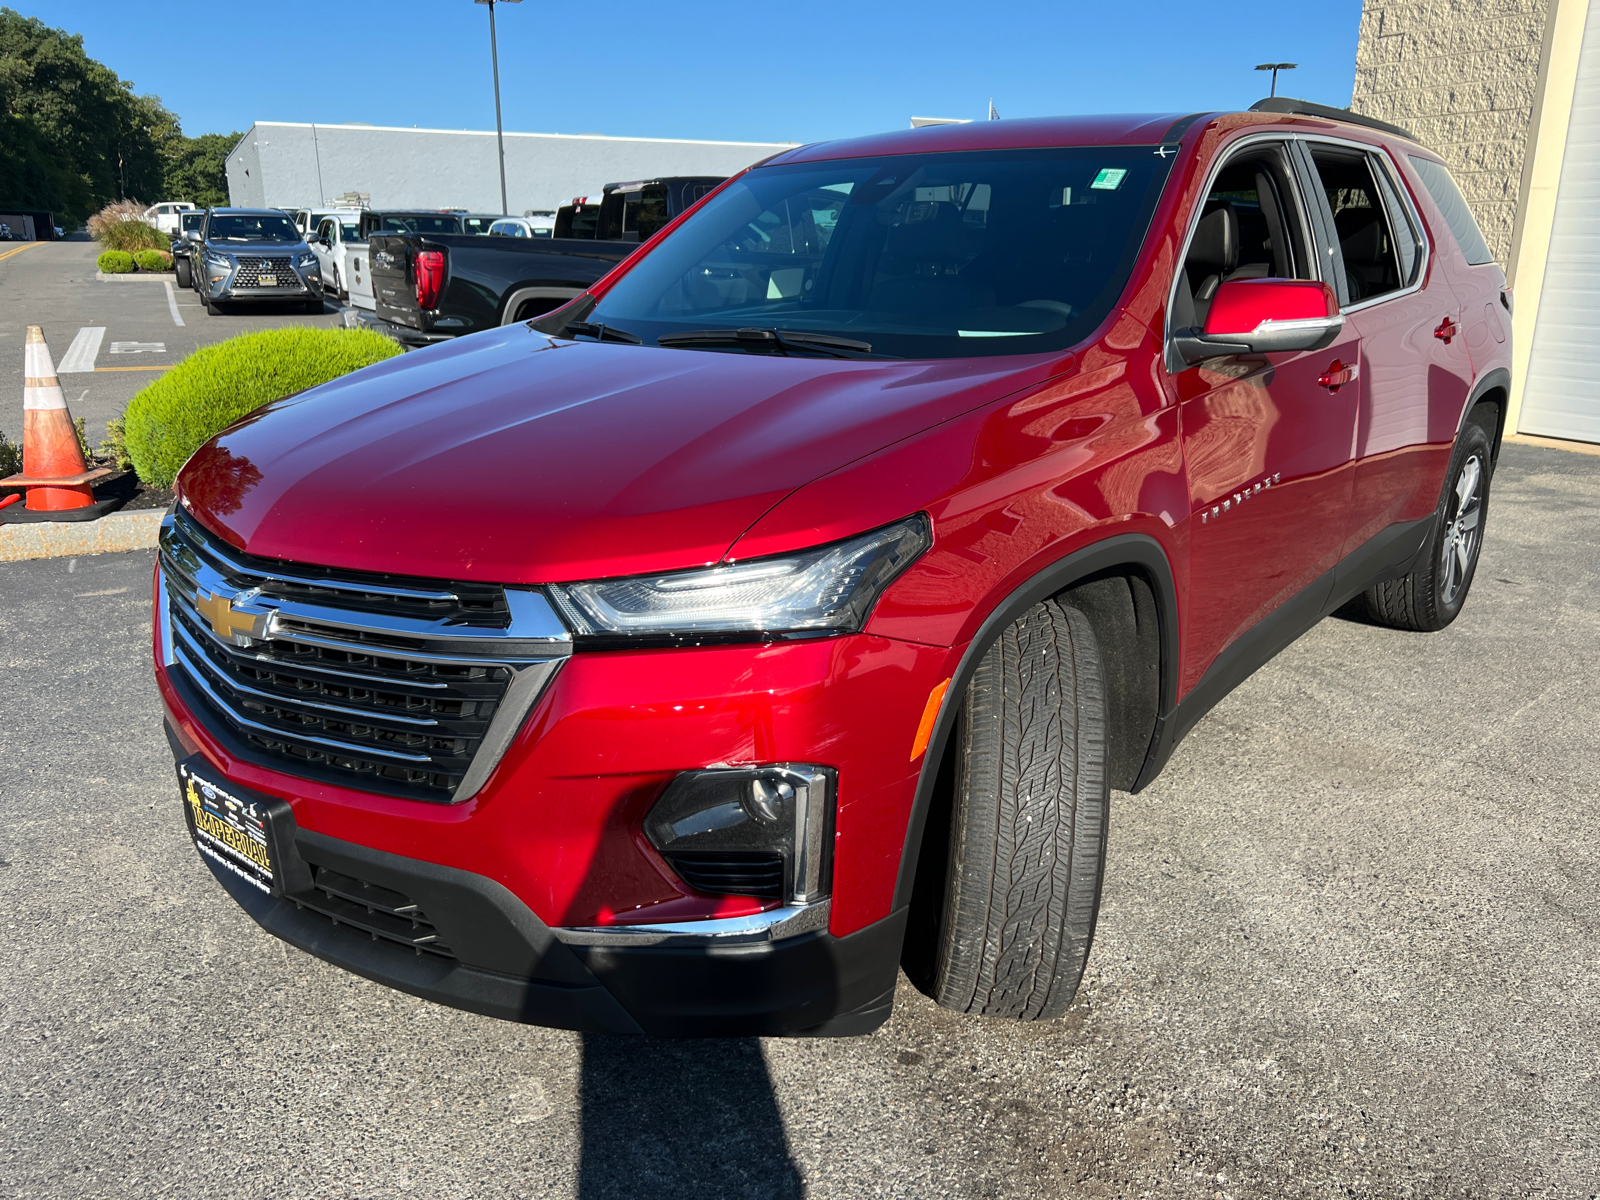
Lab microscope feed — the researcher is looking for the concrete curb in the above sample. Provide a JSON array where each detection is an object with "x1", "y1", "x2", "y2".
[
  {"x1": 1504, "y1": 432, "x2": 1600, "y2": 457},
  {"x1": 95, "y1": 271, "x2": 175, "y2": 282},
  {"x1": 0, "y1": 509, "x2": 163, "y2": 563}
]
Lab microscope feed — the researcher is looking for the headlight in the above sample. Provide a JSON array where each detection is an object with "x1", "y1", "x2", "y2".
[
  {"x1": 548, "y1": 515, "x2": 929, "y2": 637},
  {"x1": 293, "y1": 251, "x2": 317, "y2": 268},
  {"x1": 203, "y1": 251, "x2": 232, "y2": 269}
]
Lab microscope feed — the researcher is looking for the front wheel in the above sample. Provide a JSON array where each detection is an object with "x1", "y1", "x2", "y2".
[
  {"x1": 1361, "y1": 416, "x2": 1493, "y2": 631},
  {"x1": 174, "y1": 258, "x2": 191, "y2": 289},
  {"x1": 929, "y1": 598, "x2": 1109, "y2": 1020}
]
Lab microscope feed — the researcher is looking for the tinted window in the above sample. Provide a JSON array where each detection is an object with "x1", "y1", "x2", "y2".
[
  {"x1": 587, "y1": 148, "x2": 1173, "y2": 359},
  {"x1": 1307, "y1": 148, "x2": 1405, "y2": 303},
  {"x1": 208, "y1": 214, "x2": 301, "y2": 242},
  {"x1": 1174, "y1": 144, "x2": 1315, "y2": 328},
  {"x1": 378, "y1": 215, "x2": 463, "y2": 234},
  {"x1": 340, "y1": 223, "x2": 361, "y2": 243},
  {"x1": 1407, "y1": 156, "x2": 1495, "y2": 265},
  {"x1": 1370, "y1": 158, "x2": 1421, "y2": 286}
]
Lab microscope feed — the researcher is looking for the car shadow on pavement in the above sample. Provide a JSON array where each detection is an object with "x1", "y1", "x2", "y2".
[{"x1": 577, "y1": 1034, "x2": 804, "y2": 1199}]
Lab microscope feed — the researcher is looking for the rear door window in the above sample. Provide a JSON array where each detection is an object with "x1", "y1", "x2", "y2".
[
  {"x1": 1407, "y1": 156, "x2": 1495, "y2": 265},
  {"x1": 1306, "y1": 146, "x2": 1408, "y2": 304}
]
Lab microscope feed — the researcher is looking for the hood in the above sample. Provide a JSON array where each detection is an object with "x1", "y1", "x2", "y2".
[{"x1": 180, "y1": 323, "x2": 1060, "y2": 583}]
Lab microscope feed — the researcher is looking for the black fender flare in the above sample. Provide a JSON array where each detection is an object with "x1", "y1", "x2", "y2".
[
  {"x1": 1459, "y1": 367, "x2": 1511, "y2": 463},
  {"x1": 889, "y1": 532, "x2": 1180, "y2": 913}
]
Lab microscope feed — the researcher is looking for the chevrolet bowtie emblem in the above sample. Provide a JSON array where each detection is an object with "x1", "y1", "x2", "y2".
[{"x1": 196, "y1": 589, "x2": 270, "y2": 643}]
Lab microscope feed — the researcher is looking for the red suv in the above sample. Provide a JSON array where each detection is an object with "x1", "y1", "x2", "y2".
[{"x1": 156, "y1": 99, "x2": 1510, "y2": 1036}]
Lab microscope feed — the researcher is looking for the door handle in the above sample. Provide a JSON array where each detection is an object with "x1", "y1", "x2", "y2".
[
  {"x1": 1434, "y1": 316, "x2": 1459, "y2": 344},
  {"x1": 1318, "y1": 359, "x2": 1359, "y2": 393}
]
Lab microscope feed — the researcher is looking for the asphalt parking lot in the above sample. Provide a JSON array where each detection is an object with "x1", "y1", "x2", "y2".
[
  {"x1": 0, "y1": 240, "x2": 349, "y2": 449},
  {"x1": 1, "y1": 440, "x2": 1596, "y2": 1199}
]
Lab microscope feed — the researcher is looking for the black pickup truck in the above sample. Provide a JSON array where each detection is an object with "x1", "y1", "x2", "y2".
[{"x1": 358, "y1": 176, "x2": 724, "y2": 346}]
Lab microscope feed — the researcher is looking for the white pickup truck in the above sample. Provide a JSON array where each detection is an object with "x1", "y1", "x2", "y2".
[
  {"x1": 308, "y1": 213, "x2": 375, "y2": 311},
  {"x1": 143, "y1": 202, "x2": 197, "y2": 236}
]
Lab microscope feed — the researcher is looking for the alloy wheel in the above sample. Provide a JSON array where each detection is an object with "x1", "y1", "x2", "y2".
[{"x1": 1439, "y1": 453, "x2": 1483, "y2": 606}]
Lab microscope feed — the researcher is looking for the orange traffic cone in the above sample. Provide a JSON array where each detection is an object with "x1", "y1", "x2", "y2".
[{"x1": 1, "y1": 325, "x2": 110, "y2": 512}]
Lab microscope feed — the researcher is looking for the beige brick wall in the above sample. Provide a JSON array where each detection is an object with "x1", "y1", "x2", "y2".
[{"x1": 1351, "y1": 0, "x2": 1550, "y2": 263}]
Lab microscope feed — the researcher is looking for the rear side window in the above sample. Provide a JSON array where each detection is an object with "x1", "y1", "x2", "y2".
[{"x1": 1407, "y1": 156, "x2": 1495, "y2": 265}]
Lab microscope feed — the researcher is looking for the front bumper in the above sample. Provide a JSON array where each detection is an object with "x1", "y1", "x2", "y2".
[{"x1": 173, "y1": 733, "x2": 903, "y2": 1037}]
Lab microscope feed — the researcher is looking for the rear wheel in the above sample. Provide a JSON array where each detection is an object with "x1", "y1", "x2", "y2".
[
  {"x1": 1361, "y1": 415, "x2": 1493, "y2": 632},
  {"x1": 930, "y1": 598, "x2": 1109, "y2": 1020}
]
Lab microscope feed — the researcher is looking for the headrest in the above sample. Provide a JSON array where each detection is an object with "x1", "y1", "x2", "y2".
[
  {"x1": 1188, "y1": 204, "x2": 1238, "y2": 274},
  {"x1": 1336, "y1": 207, "x2": 1387, "y2": 265}
]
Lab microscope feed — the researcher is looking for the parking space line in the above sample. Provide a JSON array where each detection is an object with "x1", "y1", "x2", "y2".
[
  {"x1": 57, "y1": 327, "x2": 106, "y2": 373},
  {"x1": 164, "y1": 280, "x2": 185, "y2": 327}
]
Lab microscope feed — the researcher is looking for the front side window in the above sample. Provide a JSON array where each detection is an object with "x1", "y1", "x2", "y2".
[
  {"x1": 1307, "y1": 147, "x2": 1407, "y2": 303},
  {"x1": 1172, "y1": 142, "x2": 1316, "y2": 329},
  {"x1": 316, "y1": 219, "x2": 335, "y2": 242},
  {"x1": 1407, "y1": 156, "x2": 1495, "y2": 265},
  {"x1": 587, "y1": 147, "x2": 1173, "y2": 359},
  {"x1": 208, "y1": 214, "x2": 301, "y2": 242}
]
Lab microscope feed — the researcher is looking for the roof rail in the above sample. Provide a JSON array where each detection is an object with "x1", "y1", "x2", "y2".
[{"x1": 1249, "y1": 97, "x2": 1418, "y2": 142}]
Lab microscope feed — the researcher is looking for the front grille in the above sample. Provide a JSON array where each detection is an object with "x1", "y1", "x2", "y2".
[
  {"x1": 160, "y1": 509, "x2": 568, "y2": 803},
  {"x1": 664, "y1": 851, "x2": 786, "y2": 900},
  {"x1": 235, "y1": 256, "x2": 297, "y2": 288},
  {"x1": 295, "y1": 864, "x2": 454, "y2": 959}
]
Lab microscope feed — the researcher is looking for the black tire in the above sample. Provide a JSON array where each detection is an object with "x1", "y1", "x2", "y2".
[
  {"x1": 203, "y1": 295, "x2": 224, "y2": 315},
  {"x1": 930, "y1": 598, "x2": 1109, "y2": 1020},
  {"x1": 1361, "y1": 413, "x2": 1494, "y2": 632},
  {"x1": 174, "y1": 258, "x2": 191, "y2": 289},
  {"x1": 304, "y1": 298, "x2": 323, "y2": 314}
]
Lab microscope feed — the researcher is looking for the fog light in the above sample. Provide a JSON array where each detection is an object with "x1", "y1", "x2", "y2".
[{"x1": 644, "y1": 765, "x2": 834, "y2": 904}]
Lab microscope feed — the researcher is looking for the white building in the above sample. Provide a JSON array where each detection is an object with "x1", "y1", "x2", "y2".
[{"x1": 225, "y1": 121, "x2": 798, "y2": 216}]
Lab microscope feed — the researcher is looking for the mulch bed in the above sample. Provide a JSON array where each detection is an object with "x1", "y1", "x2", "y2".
[{"x1": 0, "y1": 458, "x2": 173, "y2": 524}]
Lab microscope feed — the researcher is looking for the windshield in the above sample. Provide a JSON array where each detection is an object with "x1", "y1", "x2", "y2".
[
  {"x1": 208, "y1": 214, "x2": 301, "y2": 243},
  {"x1": 379, "y1": 214, "x2": 463, "y2": 234},
  {"x1": 462, "y1": 216, "x2": 497, "y2": 235},
  {"x1": 586, "y1": 147, "x2": 1172, "y2": 358}
]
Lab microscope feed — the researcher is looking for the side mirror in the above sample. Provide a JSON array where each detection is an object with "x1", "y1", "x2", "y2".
[{"x1": 1173, "y1": 278, "x2": 1342, "y2": 366}]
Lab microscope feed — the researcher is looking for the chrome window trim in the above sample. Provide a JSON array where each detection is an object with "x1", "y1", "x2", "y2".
[
  {"x1": 1162, "y1": 131, "x2": 1324, "y2": 371},
  {"x1": 1295, "y1": 133, "x2": 1431, "y2": 316},
  {"x1": 551, "y1": 898, "x2": 830, "y2": 947}
]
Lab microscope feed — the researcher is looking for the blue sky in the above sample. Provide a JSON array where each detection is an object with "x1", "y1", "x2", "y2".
[{"x1": 28, "y1": 1, "x2": 1362, "y2": 144}]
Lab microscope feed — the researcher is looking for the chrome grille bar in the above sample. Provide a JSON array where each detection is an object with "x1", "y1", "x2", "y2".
[{"x1": 159, "y1": 511, "x2": 571, "y2": 802}]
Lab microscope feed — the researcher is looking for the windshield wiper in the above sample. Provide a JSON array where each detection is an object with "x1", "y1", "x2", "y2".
[
  {"x1": 564, "y1": 320, "x2": 643, "y2": 345},
  {"x1": 655, "y1": 327, "x2": 874, "y2": 358}
]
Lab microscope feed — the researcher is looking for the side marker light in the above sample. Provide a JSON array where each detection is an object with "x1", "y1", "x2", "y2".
[{"x1": 911, "y1": 678, "x2": 952, "y2": 761}]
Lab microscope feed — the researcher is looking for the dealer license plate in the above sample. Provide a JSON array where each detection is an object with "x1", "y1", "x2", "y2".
[{"x1": 179, "y1": 761, "x2": 275, "y2": 894}]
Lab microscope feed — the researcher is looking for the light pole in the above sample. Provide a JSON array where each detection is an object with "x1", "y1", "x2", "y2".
[
  {"x1": 475, "y1": 0, "x2": 521, "y2": 215},
  {"x1": 1254, "y1": 62, "x2": 1298, "y2": 98}
]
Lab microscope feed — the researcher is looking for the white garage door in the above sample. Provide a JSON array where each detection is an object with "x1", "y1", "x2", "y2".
[{"x1": 1522, "y1": 0, "x2": 1600, "y2": 444}]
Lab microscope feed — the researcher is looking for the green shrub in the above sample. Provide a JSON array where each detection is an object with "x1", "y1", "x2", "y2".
[
  {"x1": 133, "y1": 249, "x2": 172, "y2": 272},
  {"x1": 100, "y1": 417, "x2": 134, "y2": 471},
  {"x1": 0, "y1": 429, "x2": 21, "y2": 478},
  {"x1": 87, "y1": 199, "x2": 167, "y2": 253},
  {"x1": 97, "y1": 250, "x2": 134, "y2": 274},
  {"x1": 122, "y1": 327, "x2": 404, "y2": 487}
]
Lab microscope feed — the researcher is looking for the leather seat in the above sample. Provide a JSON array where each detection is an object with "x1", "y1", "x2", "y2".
[{"x1": 1335, "y1": 207, "x2": 1393, "y2": 302}]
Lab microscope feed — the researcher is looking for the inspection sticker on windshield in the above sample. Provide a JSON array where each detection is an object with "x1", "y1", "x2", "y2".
[{"x1": 1090, "y1": 168, "x2": 1128, "y2": 191}]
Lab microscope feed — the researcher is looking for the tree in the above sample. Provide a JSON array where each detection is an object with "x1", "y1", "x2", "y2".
[
  {"x1": 0, "y1": 9, "x2": 231, "y2": 220},
  {"x1": 161, "y1": 131, "x2": 241, "y2": 207}
]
